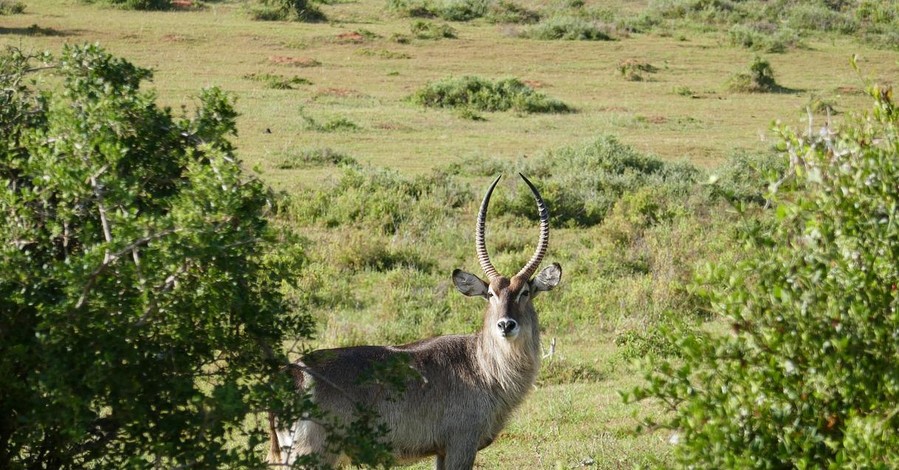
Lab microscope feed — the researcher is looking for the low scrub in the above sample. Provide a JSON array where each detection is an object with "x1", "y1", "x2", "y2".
[
  {"x1": 520, "y1": 15, "x2": 615, "y2": 40},
  {"x1": 489, "y1": 135, "x2": 700, "y2": 227},
  {"x1": 485, "y1": 1, "x2": 540, "y2": 24},
  {"x1": 0, "y1": 0, "x2": 25, "y2": 14},
  {"x1": 386, "y1": 0, "x2": 488, "y2": 21},
  {"x1": 411, "y1": 76, "x2": 572, "y2": 114},
  {"x1": 284, "y1": 166, "x2": 472, "y2": 235},
  {"x1": 248, "y1": 0, "x2": 325, "y2": 22},
  {"x1": 726, "y1": 56, "x2": 780, "y2": 93},
  {"x1": 727, "y1": 24, "x2": 802, "y2": 53},
  {"x1": 275, "y1": 148, "x2": 357, "y2": 169},
  {"x1": 243, "y1": 72, "x2": 311, "y2": 89},
  {"x1": 410, "y1": 20, "x2": 458, "y2": 39},
  {"x1": 300, "y1": 110, "x2": 360, "y2": 132},
  {"x1": 633, "y1": 0, "x2": 895, "y2": 49}
]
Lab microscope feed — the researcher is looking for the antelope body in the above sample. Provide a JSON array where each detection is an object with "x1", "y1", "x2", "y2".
[{"x1": 269, "y1": 174, "x2": 562, "y2": 469}]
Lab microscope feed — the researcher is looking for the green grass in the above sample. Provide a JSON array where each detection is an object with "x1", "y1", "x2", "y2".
[{"x1": 3, "y1": 0, "x2": 899, "y2": 467}]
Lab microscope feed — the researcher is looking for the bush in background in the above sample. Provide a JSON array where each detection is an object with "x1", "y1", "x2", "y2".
[
  {"x1": 490, "y1": 135, "x2": 700, "y2": 227},
  {"x1": 248, "y1": 0, "x2": 326, "y2": 22},
  {"x1": 727, "y1": 55, "x2": 780, "y2": 92},
  {"x1": 519, "y1": 15, "x2": 615, "y2": 40},
  {"x1": 411, "y1": 76, "x2": 572, "y2": 114},
  {"x1": 0, "y1": 0, "x2": 25, "y2": 14}
]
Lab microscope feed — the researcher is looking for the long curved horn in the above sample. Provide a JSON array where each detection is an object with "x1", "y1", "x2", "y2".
[
  {"x1": 476, "y1": 175, "x2": 502, "y2": 281},
  {"x1": 515, "y1": 173, "x2": 550, "y2": 280}
]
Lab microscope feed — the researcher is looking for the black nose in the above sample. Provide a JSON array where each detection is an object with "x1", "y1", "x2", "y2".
[{"x1": 497, "y1": 319, "x2": 517, "y2": 334}]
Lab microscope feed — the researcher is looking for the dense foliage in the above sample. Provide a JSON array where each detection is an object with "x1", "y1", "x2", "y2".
[
  {"x1": 629, "y1": 85, "x2": 899, "y2": 466},
  {"x1": 411, "y1": 76, "x2": 571, "y2": 114},
  {"x1": 248, "y1": 0, "x2": 326, "y2": 22},
  {"x1": 0, "y1": 45, "x2": 315, "y2": 468}
]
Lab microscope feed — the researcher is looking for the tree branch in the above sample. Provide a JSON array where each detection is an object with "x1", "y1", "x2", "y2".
[{"x1": 74, "y1": 228, "x2": 178, "y2": 309}]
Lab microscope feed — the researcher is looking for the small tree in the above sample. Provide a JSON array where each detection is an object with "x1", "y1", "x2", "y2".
[
  {"x1": 0, "y1": 45, "x2": 314, "y2": 468},
  {"x1": 628, "y1": 84, "x2": 899, "y2": 466}
]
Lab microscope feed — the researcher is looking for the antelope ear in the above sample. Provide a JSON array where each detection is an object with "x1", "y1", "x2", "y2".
[
  {"x1": 531, "y1": 263, "x2": 562, "y2": 294},
  {"x1": 452, "y1": 269, "x2": 489, "y2": 298}
]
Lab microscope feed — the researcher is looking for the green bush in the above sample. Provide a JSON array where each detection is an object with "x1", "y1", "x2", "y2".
[
  {"x1": 243, "y1": 72, "x2": 312, "y2": 89},
  {"x1": 300, "y1": 110, "x2": 361, "y2": 132},
  {"x1": 0, "y1": 0, "x2": 25, "y2": 14},
  {"x1": 410, "y1": 20, "x2": 458, "y2": 39},
  {"x1": 0, "y1": 45, "x2": 317, "y2": 468},
  {"x1": 248, "y1": 0, "x2": 325, "y2": 22},
  {"x1": 520, "y1": 15, "x2": 615, "y2": 40},
  {"x1": 787, "y1": 3, "x2": 857, "y2": 33},
  {"x1": 285, "y1": 166, "x2": 472, "y2": 235},
  {"x1": 629, "y1": 85, "x2": 899, "y2": 467},
  {"x1": 411, "y1": 75, "x2": 572, "y2": 113},
  {"x1": 727, "y1": 24, "x2": 802, "y2": 52},
  {"x1": 726, "y1": 55, "x2": 780, "y2": 93},
  {"x1": 386, "y1": 0, "x2": 488, "y2": 21},
  {"x1": 491, "y1": 136, "x2": 699, "y2": 227},
  {"x1": 485, "y1": 0, "x2": 540, "y2": 24},
  {"x1": 275, "y1": 147, "x2": 357, "y2": 169},
  {"x1": 709, "y1": 151, "x2": 788, "y2": 206}
]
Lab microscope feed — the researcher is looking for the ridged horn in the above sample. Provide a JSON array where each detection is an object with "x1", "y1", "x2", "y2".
[
  {"x1": 515, "y1": 173, "x2": 550, "y2": 280},
  {"x1": 476, "y1": 175, "x2": 502, "y2": 281}
]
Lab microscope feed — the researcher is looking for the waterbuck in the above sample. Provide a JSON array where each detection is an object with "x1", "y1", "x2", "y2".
[{"x1": 269, "y1": 174, "x2": 562, "y2": 469}]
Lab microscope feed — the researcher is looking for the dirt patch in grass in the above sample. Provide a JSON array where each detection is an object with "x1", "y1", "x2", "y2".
[{"x1": 336, "y1": 31, "x2": 366, "y2": 43}]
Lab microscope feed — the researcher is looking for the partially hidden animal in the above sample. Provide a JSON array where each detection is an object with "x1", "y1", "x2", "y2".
[{"x1": 268, "y1": 173, "x2": 562, "y2": 469}]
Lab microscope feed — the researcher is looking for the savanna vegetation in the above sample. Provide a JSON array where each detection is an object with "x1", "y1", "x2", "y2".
[{"x1": 2, "y1": 0, "x2": 898, "y2": 468}]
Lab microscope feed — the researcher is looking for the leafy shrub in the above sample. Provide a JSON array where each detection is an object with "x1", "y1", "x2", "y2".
[
  {"x1": 491, "y1": 136, "x2": 699, "y2": 227},
  {"x1": 285, "y1": 166, "x2": 472, "y2": 235},
  {"x1": 520, "y1": 15, "x2": 615, "y2": 40},
  {"x1": 411, "y1": 75, "x2": 572, "y2": 113},
  {"x1": 300, "y1": 111, "x2": 360, "y2": 132},
  {"x1": 0, "y1": 0, "x2": 25, "y2": 14},
  {"x1": 386, "y1": 0, "x2": 488, "y2": 21},
  {"x1": 708, "y1": 151, "x2": 787, "y2": 206},
  {"x1": 486, "y1": 0, "x2": 540, "y2": 24},
  {"x1": 436, "y1": 0, "x2": 489, "y2": 21},
  {"x1": 629, "y1": 85, "x2": 899, "y2": 467},
  {"x1": 726, "y1": 55, "x2": 779, "y2": 93},
  {"x1": 615, "y1": 324, "x2": 681, "y2": 360},
  {"x1": 0, "y1": 45, "x2": 317, "y2": 469},
  {"x1": 249, "y1": 0, "x2": 325, "y2": 22},
  {"x1": 646, "y1": 0, "x2": 748, "y2": 24},
  {"x1": 332, "y1": 234, "x2": 436, "y2": 272},
  {"x1": 787, "y1": 3, "x2": 857, "y2": 33},
  {"x1": 728, "y1": 24, "x2": 802, "y2": 52},
  {"x1": 275, "y1": 147, "x2": 357, "y2": 169},
  {"x1": 410, "y1": 20, "x2": 458, "y2": 39},
  {"x1": 539, "y1": 357, "x2": 604, "y2": 385},
  {"x1": 243, "y1": 72, "x2": 312, "y2": 89}
]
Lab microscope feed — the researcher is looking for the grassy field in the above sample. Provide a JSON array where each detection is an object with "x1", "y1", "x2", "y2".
[{"x1": 3, "y1": 0, "x2": 898, "y2": 468}]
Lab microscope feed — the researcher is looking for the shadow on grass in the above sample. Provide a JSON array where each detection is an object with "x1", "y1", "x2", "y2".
[{"x1": 0, "y1": 25, "x2": 82, "y2": 37}]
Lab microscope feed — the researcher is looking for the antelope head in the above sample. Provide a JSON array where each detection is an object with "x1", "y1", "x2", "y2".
[{"x1": 452, "y1": 174, "x2": 562, "y2": 345}]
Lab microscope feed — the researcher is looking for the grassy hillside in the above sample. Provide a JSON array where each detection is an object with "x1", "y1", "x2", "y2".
[{"x1": 2, "y1": 0, "x2": 897, "y2": 467}]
